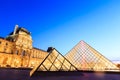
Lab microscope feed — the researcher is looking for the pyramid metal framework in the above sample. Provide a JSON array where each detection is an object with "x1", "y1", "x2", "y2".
[
  {"x1": 65, "y1": 40, "x2": 119, "y2": 71},
  {"x1": 30, "y1": 48, "x2": 78, "y2": 76}
]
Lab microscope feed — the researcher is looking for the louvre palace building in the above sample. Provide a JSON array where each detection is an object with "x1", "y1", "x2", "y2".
[
  {"x1": 0, "y1": 25, "x2": 120, "y2": 80},
  {"x1": 0, "y1": 25, "x2": 48, "y2": 68}
]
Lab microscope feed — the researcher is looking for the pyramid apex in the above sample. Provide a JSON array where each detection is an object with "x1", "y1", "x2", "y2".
[
  {"x1": 80, "y1": 40, "x2": 85, "y2": 42},
  {"x1": 79, "y1": 40, "x2": 87, "y2": 44}
]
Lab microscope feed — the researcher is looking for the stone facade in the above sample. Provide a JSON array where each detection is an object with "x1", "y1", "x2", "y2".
[{"x1": 0, "y1": 25, "x2": 48, "y2": 68}]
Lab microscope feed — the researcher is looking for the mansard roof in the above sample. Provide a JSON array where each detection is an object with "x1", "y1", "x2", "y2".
[
  {"x1": 33, "y1": 47, "x2": 48, "y2": 53},
  {"x1": 9, "y1": 27, "x2": 31, "y2": 35}
]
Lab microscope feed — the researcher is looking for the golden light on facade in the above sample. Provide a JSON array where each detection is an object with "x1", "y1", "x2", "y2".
[
  {"x1": 0, "y1": 25, "x2": 120, "y2": 76},
  {"x1": 0, "y1": 25, "x2": 48, "y2": 68}
]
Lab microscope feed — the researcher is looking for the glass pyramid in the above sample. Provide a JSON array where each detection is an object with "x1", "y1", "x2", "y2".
[
  {"x1": 65, "y1": 40, "x2": 119, "y2": 71},
  {"x1": 30, "y1": 47, "x2": 78, "y2": 76}
]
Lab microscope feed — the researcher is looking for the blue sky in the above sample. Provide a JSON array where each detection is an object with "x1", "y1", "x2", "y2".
[{"x1": 0, "y1": 0, "x2": 120, "y2": 60}]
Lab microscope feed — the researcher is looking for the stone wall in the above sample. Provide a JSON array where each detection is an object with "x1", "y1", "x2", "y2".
[{"x1": 0, "y1": 38, "x2": 48, "y2": 68}]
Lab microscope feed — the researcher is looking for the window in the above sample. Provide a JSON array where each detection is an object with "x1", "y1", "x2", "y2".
[
  {"x1": 16, "y1": 50, "x2": 18, "y2": 55},
  {"x1": 22, "y1": 50, "x2": 25, "y2": 56},
  {"x1": 6, "y1": 43, "x2": 8, "y2": 45},
  {"x1": 4, "y1": 48, "x2": 6, "y2": 52},
  {"x1": 11, "y1": 50, "x2": 13, "y2": 54},
  {"x1": 0, "y1": 41, "x2": 1, "y2": 44},
  {"x1": 31, "y1": 53, "x2": 34, "y2": 58}
]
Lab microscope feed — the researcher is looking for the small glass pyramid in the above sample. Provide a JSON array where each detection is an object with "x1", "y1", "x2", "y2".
[{"x1": 30, "y1": 47, "x2": 78, "y2": 76}]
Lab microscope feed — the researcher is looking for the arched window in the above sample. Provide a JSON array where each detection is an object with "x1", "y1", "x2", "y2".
[
  {"x1": 22, "y1": 50, "x2": 25, "y2": 56},
  {"x1": 16, "y1": 50, "x2": 18, "y2": 55},
  {"x1": 11, "y1": 50, "x2": 13, "y2": 54},
  {"x1": 6, "y1": 43, "x2": 8, "y2": 45}
]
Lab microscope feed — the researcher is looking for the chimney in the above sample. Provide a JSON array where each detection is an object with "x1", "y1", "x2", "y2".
[{"x1": 13, "y1": 25, "x2": 18, "y2": 35}]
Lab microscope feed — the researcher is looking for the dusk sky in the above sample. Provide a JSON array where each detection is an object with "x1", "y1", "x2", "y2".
[{"x1": 0, "y1": 0, "x2": 120, "y2": 60}]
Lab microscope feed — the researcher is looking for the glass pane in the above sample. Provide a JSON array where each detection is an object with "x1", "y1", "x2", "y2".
[
  {"x1": 43, "y1": 59, "x2": 52, "y2": 70},
  {"x1": 38, "y1": 65, "x2": 47, "y2": 71},
  {"x1": 50, "y1": 65, "x2": 57, "y2": 71},
  {"x1": 63, "y1": 60, "x2": 71, "y2": 69},
  {"x1": 54, "y1": 59, "x2": 62, "y2": 70}
]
